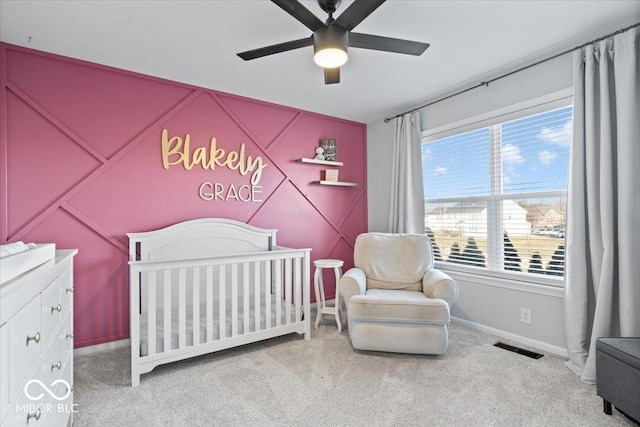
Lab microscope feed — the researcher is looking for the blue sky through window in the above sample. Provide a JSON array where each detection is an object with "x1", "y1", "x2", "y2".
[
  {"x1": 423, "y1": 106, "x2": 572, "y2": 200},
  {"x1": 422, "y1": 128, "x2": 490, "y2": 198}
]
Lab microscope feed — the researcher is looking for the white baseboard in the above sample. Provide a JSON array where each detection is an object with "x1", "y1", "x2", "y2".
[
  {"x1": 73, "y1": 315, "x2": 564, "y2": 359},
  {"x1": 451, "y1": 316, "x2": 568, "y2": 358},
  {"x1": 74, "y1": 338, "x2": 130, "y2": 356}
]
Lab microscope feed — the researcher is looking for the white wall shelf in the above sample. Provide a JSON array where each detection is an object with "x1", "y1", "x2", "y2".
[
  {"x1": 297, "y1": 158, "x2": 344, "y2": 167},
  {"x1": 313, "y1": 180, "x2": 359, "y2": 187}
]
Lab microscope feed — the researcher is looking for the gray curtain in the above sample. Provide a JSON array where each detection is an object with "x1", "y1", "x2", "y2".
[
  {"x1": 388, "y1": 112, "x2": 425, "y2": 233},
  {"x1": 564, "y1": 27, "x2": 640, "y2": 383}
]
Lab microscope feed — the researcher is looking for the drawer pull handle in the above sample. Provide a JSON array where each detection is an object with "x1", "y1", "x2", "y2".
[
  {"x1": 51, "y1": 304, "x2": 62, "y2": 313},
  {"x1": 26, "y1": 407, "x2": 41, "y2": 423},
  {"x1": 66, "y1": 332, "x2": 74, "y2": 340},
  {"x1": 51, "y1": 361, "x2": 62, "y2": 371},
  {"x1": 66, "y1": 287, "x2": 74, "y2": 294},
  {"x1": 26, "y1": 332, "x2": 41, "y2": 345}
]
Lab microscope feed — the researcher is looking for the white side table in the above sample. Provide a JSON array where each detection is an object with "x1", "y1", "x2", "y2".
[{"x1": 313, "y1": 259, "x2": 344, "y2": 331}]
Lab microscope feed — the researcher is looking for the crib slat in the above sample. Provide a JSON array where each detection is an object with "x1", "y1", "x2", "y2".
[
  {"x1": 163, "y1": 270, "x2": 171, "y2": 352},
  {"x1": 192, "y1": 267, "x2": 200, "y2": 346},
  {"x1": 206, "y1": 266, "x2": 214, "y2": 342},
  {"x1": 304, "y1": 250, "x2": 311, "y2": 340},
  {"x1": 275, "y1": 260, "x2": 282, "y2": 327},
  {"x1": 254, "y1": 261, "x2": 261, "y2": 332},
  {"x1": 231, "y1": 264, "x2": 238, "y2": 337},
  {"x1": 178, "y1": 268, "x2": 186, "y2": 349},
  {"x1": 265, "y1": 261, "x2": 271, "y2": 328},
  {"x1": 147, "y1": 271, "x2": 156, "y2": 356},
  {"x1": 243, "y1": 262, "x2": 250, "y2": 334},
  {"x1": 130, "y1": 265, "x2": 141, "y2": 387},
  {"x1": 219, "y1": 266, "x2": 226, "y2": 340},
  {"x1": 285, "y1": 258, "x2": 292, "y2": 324},
  {"x1": 294, "y1": 257, "x2": 301, "y2": 322}
]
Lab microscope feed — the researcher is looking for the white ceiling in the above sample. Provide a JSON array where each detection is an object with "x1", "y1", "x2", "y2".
[{"x1": 1, "y1": 1, "x2": 639, "y2": 123}]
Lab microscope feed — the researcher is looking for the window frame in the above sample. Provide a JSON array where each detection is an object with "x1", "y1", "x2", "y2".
[{"x1": 421, "y1": 89, "x2": 572, "y2": 288}]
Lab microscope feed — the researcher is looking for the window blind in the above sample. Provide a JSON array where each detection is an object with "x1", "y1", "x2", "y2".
[{"x1": 423, "y1": 105, "x2": 571, "y2": 279}]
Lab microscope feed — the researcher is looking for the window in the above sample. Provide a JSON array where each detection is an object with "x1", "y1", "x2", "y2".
[{"x1": 422, "y1": 94, "x2": 571, "y2": 282}]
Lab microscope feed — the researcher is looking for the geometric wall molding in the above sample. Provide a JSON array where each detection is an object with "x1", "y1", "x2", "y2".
[{"x1": 1, "y1": 42, "x2": 367, "y2": 348}]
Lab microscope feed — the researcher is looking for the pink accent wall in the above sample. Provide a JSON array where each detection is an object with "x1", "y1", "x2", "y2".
[{"x1": 0, "y1": 43, "x2": 367, "y2": 348}]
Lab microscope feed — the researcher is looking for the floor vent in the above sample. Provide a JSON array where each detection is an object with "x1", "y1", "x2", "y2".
[{"x1": 494, "y1": 342, "x2": 544, "y2": 359}]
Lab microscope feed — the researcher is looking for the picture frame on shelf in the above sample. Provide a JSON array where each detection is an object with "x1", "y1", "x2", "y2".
[{"x1": 320, "y1": 138, "x2": 338, "y2": 162}]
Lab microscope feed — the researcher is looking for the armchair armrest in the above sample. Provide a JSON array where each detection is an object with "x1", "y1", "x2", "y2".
[
  {"x1": 422, "y1": 269, "x2": 459, "y2": 307},
  {"x1": 339, "y1": 267, "x2": 367, "y2": 304}
]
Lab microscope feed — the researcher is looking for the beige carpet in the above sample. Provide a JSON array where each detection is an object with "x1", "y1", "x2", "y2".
[{"x1": 73, "y1": 321, "x2": 635, "y2": 426}]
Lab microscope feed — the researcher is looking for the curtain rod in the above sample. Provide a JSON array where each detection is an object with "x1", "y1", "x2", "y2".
[{"x1": 384, "y1": 21, "x2": 640, "y2": 123}]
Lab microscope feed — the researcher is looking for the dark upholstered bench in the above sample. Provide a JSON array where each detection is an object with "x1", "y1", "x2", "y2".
[{"x1": 596, "y1": 337, "x2": 640, "y2": 423}]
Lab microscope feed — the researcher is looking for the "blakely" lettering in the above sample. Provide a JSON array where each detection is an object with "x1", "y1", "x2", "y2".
[{"x1": 161, "y1": 129, "x2": 267, "y2": 185}]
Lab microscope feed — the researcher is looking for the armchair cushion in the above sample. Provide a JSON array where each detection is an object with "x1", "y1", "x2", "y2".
[
  {"x1": 354, "y1": 233, "x2": 433, "y2": 291},
  {"x1": 350, "y1": 289, "x2": 450, "y2": 324}
]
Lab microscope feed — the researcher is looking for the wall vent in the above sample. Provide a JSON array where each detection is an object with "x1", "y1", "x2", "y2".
[{"x1": 494, "y1": 342, "x2": 544, "y2": 359}]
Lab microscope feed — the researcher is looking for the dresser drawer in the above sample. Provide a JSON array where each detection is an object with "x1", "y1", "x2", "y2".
[
  {"x1": 44, "y1": 356, "x2": 73, "y2": 427},
  {"x1": 39, "y1": 312, "x2": 73, "y2": 388},
  {"x1": 9, "y1": 295, "x2": 42, "y2": 402},
  {"x1": 59, "y1": 267, "x2": 73, "y2": 315},
  {"x1": 3, "y1": 385, "x2": 52, "y2": 427},
  {"x1": 41, "y1": 277, "x2": 62, "y2": 349}
]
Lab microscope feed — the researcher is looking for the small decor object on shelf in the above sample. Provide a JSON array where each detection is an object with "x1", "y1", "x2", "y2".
[
  {"x1": 320, "y1": 138, "x2": 338, "y2": 161},
  {"x1": 325, "y1": 169, "x2": 339, "y2": 182},
  {"x1": 314, "y1": 146, "x2": 325, "y2": 160}
]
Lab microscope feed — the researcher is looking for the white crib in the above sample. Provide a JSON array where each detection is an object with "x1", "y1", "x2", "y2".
[{"x1": 128, "y1": 218, "x2": 311, "y2": 387}]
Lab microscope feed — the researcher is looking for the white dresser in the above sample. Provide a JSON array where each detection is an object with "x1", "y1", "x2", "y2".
[{"x1": 0, "y1": 250, "x2": 77, "y2": 427}]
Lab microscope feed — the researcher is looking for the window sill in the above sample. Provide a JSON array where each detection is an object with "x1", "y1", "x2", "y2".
[{"x1": 434, "y1": 262, "x2": 564, "y2": 298}]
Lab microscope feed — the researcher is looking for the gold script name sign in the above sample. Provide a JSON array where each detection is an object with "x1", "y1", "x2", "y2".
[{"x1": 161, "y1": 129, "x2": 267, "y2": 202}]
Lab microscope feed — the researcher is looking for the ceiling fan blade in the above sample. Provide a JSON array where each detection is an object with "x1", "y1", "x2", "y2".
[
  {"x1": 349, "y1": 33, "x2": 430, "y2": 56},
  {"x1": 271, "y1": 0, "x2": 325, "y2": 31},
  {"x1": 324, "y1": 67, "x2": 340, "y2": 84},
  {"x1": 237, "y1": 37, "x2": 313, "y2": 60},
  {"x1": 334, "y1": 0, "x2": 386, "y2": 31}
]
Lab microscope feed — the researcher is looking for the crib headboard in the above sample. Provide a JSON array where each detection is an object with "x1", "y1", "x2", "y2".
[{"x1": 127, "y1": 218, "x2": 277, "y2": 261}]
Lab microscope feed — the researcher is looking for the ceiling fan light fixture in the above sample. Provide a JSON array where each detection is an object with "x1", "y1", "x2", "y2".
[
  {"x1": 237, "y1": 0, "x2": 430, "y2": 85},
  {"x1": 313, "y1": 25, "x2": 349, "y2": 68},
  {"x1": 314, "y1": 47, "x2": 348, "y2": 68}
]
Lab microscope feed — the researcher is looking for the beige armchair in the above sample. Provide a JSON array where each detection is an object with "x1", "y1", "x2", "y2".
[{"x1": 339, "y1": 233, "x2": 459, "y2": 354}]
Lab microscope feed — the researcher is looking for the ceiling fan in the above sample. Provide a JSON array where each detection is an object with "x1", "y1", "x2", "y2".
[{"x1": 237, "y1": 0, "x2": 430, "y2": 85}]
